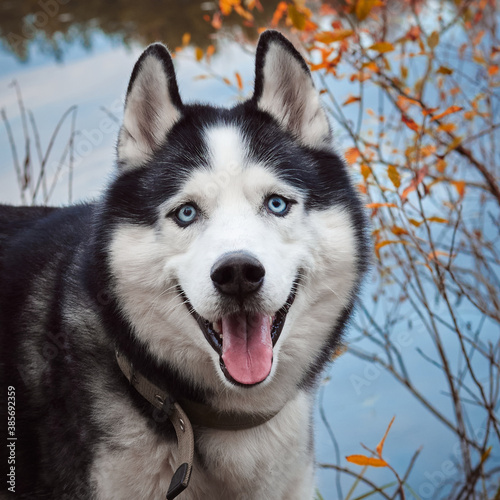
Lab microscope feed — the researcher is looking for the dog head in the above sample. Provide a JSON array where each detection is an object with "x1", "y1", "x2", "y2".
[{"x1": 103, "y1": 31, "x2": 368, "y2": 400}]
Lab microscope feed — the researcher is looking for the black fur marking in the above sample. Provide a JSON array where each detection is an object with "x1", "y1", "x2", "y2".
[{"x1": 0, "y1": 205, "x2": 103, "y2": 497}]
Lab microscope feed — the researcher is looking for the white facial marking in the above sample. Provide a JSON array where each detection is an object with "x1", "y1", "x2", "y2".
[
  {"x1": 173, "y1": 126, "x2": 304, "y2": 323},
  {"x1": 109, "y1": 123, "x2": 360, "y2": 407}
]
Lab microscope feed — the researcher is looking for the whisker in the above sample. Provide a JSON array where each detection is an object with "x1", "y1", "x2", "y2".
[{"x1": 143, "y1": 283, "x2": 182, "y2": 323}]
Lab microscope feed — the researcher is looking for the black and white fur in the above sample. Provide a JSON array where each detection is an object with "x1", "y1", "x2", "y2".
[{"x1": 0, "y1": 31, "x2": 369, "y2": 499}]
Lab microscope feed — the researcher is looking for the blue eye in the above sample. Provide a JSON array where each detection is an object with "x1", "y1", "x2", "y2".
[
  {"x1": 267, "y1": 195, "x2": 289, "y2": 216},
  {"x1": 175, "y1": 204, "x2": 198, "y2": 226}
]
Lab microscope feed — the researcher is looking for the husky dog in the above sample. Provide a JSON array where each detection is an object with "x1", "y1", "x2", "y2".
[{"x1": 0, "y1": 31, "x2": 369, "y2": 499}]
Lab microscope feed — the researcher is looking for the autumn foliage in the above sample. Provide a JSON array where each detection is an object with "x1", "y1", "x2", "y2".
[{"x1": 181, "y1": 1, "x2": 500, "y2": 499}]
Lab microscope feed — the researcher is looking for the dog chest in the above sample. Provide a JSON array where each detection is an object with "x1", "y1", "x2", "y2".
[{"x1": 90, "y1": 391, "x2": 315, "y2": 499}]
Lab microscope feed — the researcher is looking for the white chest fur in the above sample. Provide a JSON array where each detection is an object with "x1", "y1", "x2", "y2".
[{"x1": 90, "y1": 391, "x2": 315, "y2": 500}]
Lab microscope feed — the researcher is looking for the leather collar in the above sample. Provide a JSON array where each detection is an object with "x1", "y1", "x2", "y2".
[{"x1": 115, "y1": 349, "x2": 281, "y2": 499}]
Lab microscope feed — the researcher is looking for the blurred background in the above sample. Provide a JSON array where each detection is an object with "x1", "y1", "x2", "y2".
[{"x1": 0, "y1": 1, "x2": 499, "y2": 499}]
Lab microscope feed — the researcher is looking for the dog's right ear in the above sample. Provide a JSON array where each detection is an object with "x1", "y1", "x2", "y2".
[{"x1": 118, "y1": 43, "x2": 183, "y2": 169}]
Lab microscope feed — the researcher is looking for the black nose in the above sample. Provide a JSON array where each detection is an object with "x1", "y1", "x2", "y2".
[{"x1": 210, "y1": 252, "x2": 265, "y2": 299}]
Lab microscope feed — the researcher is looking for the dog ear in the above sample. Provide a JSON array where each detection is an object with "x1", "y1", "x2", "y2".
[
  {"x1": 118, "y1": 43, "x2": 183, "y2": 169},
  {"x1": 252, "y1": 30, "x2": 331, "y2": 149}
]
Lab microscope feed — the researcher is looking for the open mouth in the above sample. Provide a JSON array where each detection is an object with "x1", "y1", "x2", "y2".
[{"x1": 182, "y1": 280, "x2": 298, "y2": 387}]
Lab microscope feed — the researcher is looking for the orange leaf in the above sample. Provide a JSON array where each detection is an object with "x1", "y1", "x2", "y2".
[
  {"x1": 446, "y1": 136, "x2": 463, "y2": 153},
  {"x1": 212, "y1": 12, "x2": 222, "y2": 29},
  {"x1": 402, "y1": 114, "x2": 419, "y2": 132},
  {"x1": 235, "y1": 4, "x2": 254, "y2": 21},
  {"x1": 473, "y1": 30, "x2": 485, "y2": 47},
  {"x1": 182, "y1": 33, "x2": 191, "y2": 46},
  {"x1": 437, "y1": 65, "x2": 453, "y2": 75},
  {"x1": 436, "y1": 158, "x2": 447, "y2": 172},
  {"x1": 473, "y1": 53, "x2": 486, "y2": 65},
  {"x1": 315, "y1": 29, "x2": 354, "y2": 44},
  {"x1": 488, "y1": 65, "x2": 499, "y2": 76},
  {"x1": 406, "y1": 25, "x2": 421, "y2": 41},
  {"x1": 235, "y1": 72, "x2": 243, "y2": 91},
  {"x1": 219, "y1": 0, "x2": 233, "y2": 15},
  {"x1": 391, "y1": 226, "x2": 408, "y2": 236},
  {"x1": 396, "y1": 94, "x2": 421, "y2": 111},
  {"x1": 287, "y1": 4, "x2": 307, "y2": 30},
  {"x1": 271, "y1": 1, "x2": 288, "y2": 27},
  {"x1": 481, "y1": 446, "x2": 493, "y2": 464},
  {"x1": 355, "y1": 0, "x2": 377, "y2": 21},
  {"x1": 375, "y1": 240, "x2": 410, "y2": 258},
  {"x1": 346, "y1": 455, "x2": 388, "y2": 467},
  {"x1": 351, "y1": 72, "x2": 371, "y2": 83},
  {"x1": 343, "y1": 95, "x2": 361, "y2": 106},
  {"x1": 401, "y1": 165, "x2": 428, "y2": 201},
  {"x1": 361, "y1": 164, "x2": 371, "y2": 180},
  {"x1": 206, "y1": 45, "x2": 215, "y2": 58},
  {"x1": 421, "y1": 144, "x2": 436, "y2": 157},
  {"x1": 309, "y1": 62, "x2": 331, "y2": 72},
  {"x1": 345, "y1": 147, "x2": 361, "y2": 165},
  {"x1": 363, "y1": 61, "x2": 379, "y2": 72},
  {"x1": 437, "y1": 123, "x2": 456, "y2": 133},
  {"x1": 366, "y1": 202, "x2": 397, "y2": 209},
  {"x1": 427, "y1": 217, "x2": 448, "y2": 223},
  {"x1": 388, "y1": 164, "x2": 401, "y2": 188},
  {"x1": 195, "y1": 47, "x2": 204, "y2": 62},
  {"x1": 369, "y1": 41, "x2": 394, "y2": 53},
  {"x1": 376, "y1": 416, "x2": 395, "y2": 458},
  {"x1": 220, "y1": 0, "x2": 241, "y2": 15},
  {"x1": 430, "y1": 105, "x2": 463, "y2": 122},
  {"x1": 409, "y1": 218, "x2": 422, "y2": 227},
  {"x1": 222, "y1": 77, "x2": 231, "y2": 85},
  {"x1": 452, "y1": 180, "x2": 466, "y2": 198},
  {"x1": 422, "y1": 107, "x2": 439, "y2": 116},
  {"x1": 427, "y1": 31, "x2": 439, "y2": 49},
  {"x1": 428, "y1": 250, "x2": 451, "y2": 261}
]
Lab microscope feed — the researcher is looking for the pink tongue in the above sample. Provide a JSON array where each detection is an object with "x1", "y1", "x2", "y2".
[{"x1": 221, "y1": 313, "x2": 273, "y2": 385}]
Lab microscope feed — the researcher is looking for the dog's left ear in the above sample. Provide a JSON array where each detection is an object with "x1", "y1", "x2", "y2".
[
  {"x1": 118, "y1": 43, "x2": 183, "y2": 169},
  {"x1": 252, "y1": 31, "x2": 331, "y2": 149}
]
